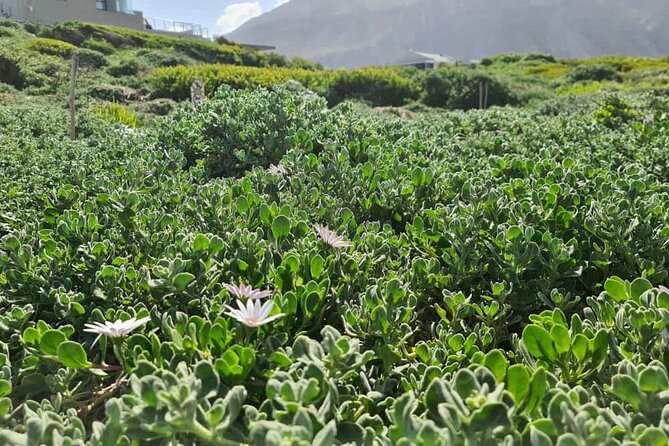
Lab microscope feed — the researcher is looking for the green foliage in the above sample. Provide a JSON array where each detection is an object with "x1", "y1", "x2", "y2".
[
  {"x1": 106, "y1": 58, "x2": 143, "y2": 77},
  {"x1": 595, "y1": 94, "x2": 637, "y2": 128},
  {"x1": 3, "y1": 17, "x2": 669, "y2": 446},
  {"x1": 422, "y1": 67, "x2": 513, "y2": 109},
  {"x1": 80, "y1": 38, "x2": 115, "y2": 55},
  {"x1": 569, "y1": 63, "x2": 623, "y2": 83},
  {"x1": 149, "y1": 64, "x2": 328, "y2": 100},
  {"x1": 74, "y1": 47, "x2": 108, "y2": 69},
  {"x1": 158, "y1": 85, "x2": 326, "y2": 178},
  {"x1": 325, "y1": 67, "x2": 419, "y2": 106},
  {"x1": 93, "y1": 101, "x2": 139, "y2": 127},
  {"x1": 25, "y1": 37, "x2": 76, "y2": 58}
]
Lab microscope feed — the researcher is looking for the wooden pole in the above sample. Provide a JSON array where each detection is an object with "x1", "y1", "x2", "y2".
[
  {"x1": 478, "y1": 82, "x2": 483, "y2": 109},
  {"x1": 69, "y1": 55, "x2": 79, "y2": 140},
  {"x1": 484, "y1": 81, "x2": 489, "y2": 109}
]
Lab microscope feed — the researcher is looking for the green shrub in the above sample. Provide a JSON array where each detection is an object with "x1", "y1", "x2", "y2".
[
  {"x1": 23, "y1": 21, "x2": 52, "y2": 38},
  {"x1": 0, "y1": 19, "x2": 22, "y2": 30},
  {"x1": 422, "y1": 67, "x2": 513, "y2": 109},
  {"x1": 0, "y1": 55, "x2": 24, "y2": 88},
  {"x1": 136, "y1": 48, "x2": 192, "y2": 67},
  {"x1": 86, "y1": 83, "x2": 135, "y2": 103},
  {"x1": 569, "y1": 63, "x2": 623, "y2": 83},
  {"x1": 158, "y1": 85, "x2": 327, "y2": 178},
  {"x1": 325, "y1": 67, "x2": 419, "y2": 106},
  {"x1": 149, "y1": 64, "x2": 328, "y2": 101},
  {"x1": 135, "y1": 98, "x2": 176, "y2": 116},
  {"x1": 595, "y1": 94, "x2": 636, "y2": 128},
  {"x1": 26, "y1": 37, "x2": 76, "y2": 58},
  {"x1": 81, "y1": 38, "x2": 115, "y2": 55},
  {"x1": 93, "y1": 101, "x2": 139, "y2": 127},
  {"x1": 107, "y1": 58, "x2": 143, "y2": 76},
  {"x1": 481, "y1": 53, "x2": 557, "y2": 65},
  {"x1": 50, "y1": 21, "x2": 88, "y2": 46},
  {"x1": 74, "y1": 48, "x2": 108, "y2": 68}
]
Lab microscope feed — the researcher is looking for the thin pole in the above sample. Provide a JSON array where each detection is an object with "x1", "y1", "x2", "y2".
[
  {"x1": 479, "y1": 82, "x2": 483, "y2": 109},
  {"x1": 69, "y1": 55, "x2": 79, "y2": 140},
  {"x1": 484, "y1": 81, "x2": 489, "y2": 109}
]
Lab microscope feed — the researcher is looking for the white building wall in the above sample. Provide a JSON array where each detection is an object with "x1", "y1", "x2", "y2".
[{"x1": 0, "y1": 0, "x2": 144, "y2": 30}]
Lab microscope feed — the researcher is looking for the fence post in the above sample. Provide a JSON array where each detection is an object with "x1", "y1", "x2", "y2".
[
  {"x1": 478, "y1": 82, "x2": 483, "y2": 109},
  {"x1": 484, "y1": 81, "x2": 489, "y2": 109},
  {"x1": 69, "y1": 55, "x2": 79, "y2": 141}
]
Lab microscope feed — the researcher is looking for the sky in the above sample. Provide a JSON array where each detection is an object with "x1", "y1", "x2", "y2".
[{"x1": 133, "y1": 0, "x2": 290, "y2": 37}]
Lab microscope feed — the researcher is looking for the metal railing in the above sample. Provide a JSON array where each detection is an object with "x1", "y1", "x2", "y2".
[{"x1": 143, "y1": 17, "x2": 209, "y2": 38}]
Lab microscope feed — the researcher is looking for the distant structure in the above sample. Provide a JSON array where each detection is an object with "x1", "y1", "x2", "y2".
[
  {"x1": 0, "y1": 0, "x2": 209, "y2": 38},
  {"x1": 395, "y1": 50, "x2": 455, "y2": 69}
]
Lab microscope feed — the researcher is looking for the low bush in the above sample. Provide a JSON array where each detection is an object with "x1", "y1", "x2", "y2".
[
  {"x1": 422, "y1": 67, "x2": 513, "y2": 109},
  {"x1": 23, "y1": 21, "x2": 52, "y2": 38},
  {"x1": 74, "y1": 47, "x2": 108, "y2": 68},
  {"x1": 149, "y1": 64, "x2": 328, "y2": 100},
  {"x1": 26, "y1": 37, "x2": 76, "y2": 58},
  {"x1": 135, "y1": 98, "x2": 176, "y2": 116},
  {"x1": 107, "y1": 58, "x2": 143, "y2": 76},
  {"x1": 81, "y1": 38, "x2": 115, "y2": 55},
  {"x1": 325, "y1": 67, "x2": 419, "y2": 106},
  {"x1": 93, "y1": 101, "x2": 139, "y2": 127},
  {"x1": 136, "y1": 48, "x2": 192, "y2": 67},
  {"x1": 0, "y1": 54, "x2": 24, "y2": 88},
  {"x1": 158, "y1": 85, "x2": 327, "y2": 178},
  {"x1": 569, "y1": 63, "x2": 623, "y2": 83},
  {"x1": 86, "y1": 83, "x2": 136, "y2": 103},
  {"x1": 595, "y1": 93, "x2": 636, "y2": 128}
]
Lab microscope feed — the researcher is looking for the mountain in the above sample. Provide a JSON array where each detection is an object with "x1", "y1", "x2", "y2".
[{"x1": 229, "y1": 0, "x2": 669, "y2": 68}]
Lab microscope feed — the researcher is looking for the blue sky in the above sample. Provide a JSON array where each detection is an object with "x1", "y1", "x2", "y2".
[{"x1": 133, "y1": 0, "x2": 289, "y2": 37}]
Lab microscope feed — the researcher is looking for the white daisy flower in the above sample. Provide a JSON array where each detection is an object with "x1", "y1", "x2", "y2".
[
  {"x1": 223, "y1": 283, "x2": 273, "y2": 300},
  {"x1": 268, "y1": 164, "x2": 288, "y2": 176},
  {"x1": 224, "y1": 299, "x2": 285, "y2": 328},
  {"x1": 84, "y1": 316, "x2": 151, "y2": 346},
  {"x1": 315, "y1": 224, "x2": 352, "y2": 249}
]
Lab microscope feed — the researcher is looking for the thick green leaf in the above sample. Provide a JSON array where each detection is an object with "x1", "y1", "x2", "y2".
[
  {"x1": 507, "y1": 365, "x2": 530, "y2": 407},
  {"x1": 57, "y1": 342, "x2": 91, "y2": 369},
  {"x1": 484, "y1": 349, "x2": 508, "y2": 382},
  {"x1": 610, "y1": 375, "x2": 642, "y2": 410},
  {"x1": 193, "y1": 233, "x2": 210, "y2": 252},
  {"x1": 638, "y1": 366, "x2": 669, "y2": 393},
  {"x1": 173, "y1": 272, "x2": 195, "y2": 291},
  {"x1": 39, "y1": 330, "x2": 67, "y2": 356},
  {"x1": 604, "y1": 277, "x2": 628, "y2": 302},
  {"x1": 523, "y1": 325, "x2": 556, "y2": 362},
  {"x1": 272, "y1": 215, "x2": 291, "y2": 240},
  {"x1": 550, "y1": 325, "x2": 570, "y2": 355}
]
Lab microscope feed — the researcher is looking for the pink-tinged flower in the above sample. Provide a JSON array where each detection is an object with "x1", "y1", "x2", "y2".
[
  {"x1": 268, "y1": 164, "x2": 288, "y2": 176},
  {"x1": 223, "y1": 283, "x2": 272, "y2": 300},
  {"x1": 84, "y1": 317, "x2": 151, "y2": 346},
  {"x1": 657, "y1": 285, "x2": 669, "y2": 293},
  {"x1": 315, "y1": 224, "x2": 352, "y2": 249},
  {"x1": 224, "y1": 299, "x2": 285, "y2": 328}
]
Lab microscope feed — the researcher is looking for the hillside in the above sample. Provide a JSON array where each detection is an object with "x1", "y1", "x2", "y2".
[{"x1": 230, "y1": 0, "x2": 669, "y2": 67}]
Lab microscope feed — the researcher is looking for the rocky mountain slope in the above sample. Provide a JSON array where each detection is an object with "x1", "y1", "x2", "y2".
[{"x1": 230, "y1": 0, "x2": 669, "y2": 67}]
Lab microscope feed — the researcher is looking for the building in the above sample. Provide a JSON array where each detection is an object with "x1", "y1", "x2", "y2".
[
  {"x1": 394, "y1": 50, "x2": 455, "y2": 70},
  {"x1": 0, "y1": 0, "x2": 145, "y2": 31},
  {"x1": 0, "y1": 0, "x2": 210, "y2": 38}
]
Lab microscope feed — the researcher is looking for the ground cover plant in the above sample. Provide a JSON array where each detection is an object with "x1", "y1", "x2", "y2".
[
  {"x1": 0, "y1": 81, "x2": 668, "y2": 445},
  {"x1": 1, "y1": 16, "x2": 669, "y2": 446}
]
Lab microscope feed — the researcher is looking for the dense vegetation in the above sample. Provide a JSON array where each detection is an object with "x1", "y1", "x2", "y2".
[{"x1": 1, "y1": 16, "x2": 669, "y2": 446}]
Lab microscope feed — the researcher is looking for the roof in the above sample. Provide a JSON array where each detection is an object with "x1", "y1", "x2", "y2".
[
  {"x1": 392, "y1": 50, "x2": 455, "y2": 67},
  {"x1": 410, "y1": 51, "x2": 455, "y2": 64}
]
